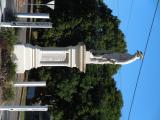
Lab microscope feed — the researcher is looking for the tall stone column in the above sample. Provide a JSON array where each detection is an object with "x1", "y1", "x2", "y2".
[
  {"x1": 0, "y1": 22, "x2": 52, "y2": 28},
  {"x1": 13, "y1": 81, "x2": 46, "y2": 87},
  {"x1": 0, "y1": 105, "x2": 48, "y2": 111},
  {"x1": 15, "y1": 13, "x2": 50, "y2": 19}
]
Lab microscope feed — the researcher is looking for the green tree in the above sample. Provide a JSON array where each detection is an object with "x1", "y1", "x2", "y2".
[{"x1": 28, "y1": 0, "x2": 126, "y2": 119}]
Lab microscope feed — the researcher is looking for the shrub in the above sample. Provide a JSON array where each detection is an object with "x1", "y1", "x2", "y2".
[
  {"x1": 0, "y1": 28, "x2": 17, "y2": 51},
  {"x1": 6, "y1": 60, "x2": 16, "y2": 82},
  {"x1": 2, "y1": 84, "x2": 15, "y2": 101}
]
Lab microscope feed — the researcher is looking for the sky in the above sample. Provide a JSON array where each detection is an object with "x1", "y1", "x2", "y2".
[
  {"x1": 104, "y1": 0, "x2": 160, "y2": 120},
  {"x1": 0, "y1": 0, "x2": 160, "y2": 120}
]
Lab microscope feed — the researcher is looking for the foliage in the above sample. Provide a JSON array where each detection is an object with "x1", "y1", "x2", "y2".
[
  {"x1": 0, "y1": 28, "x2": 17, "y2": 51},
  {"x1": 0, "y1": 29, "x2": 17, "y2": 82},
  {"x1": 6, "y1": 59, "x2": 16, "y2": 81},
  {"x1": 32, "y1": 0, "x2": 127, "y2": 53},
  {"x1": 0, "y1": 28, "x2": 17, "y2": 101},
  {"x1": 29, "y1": 0, "x2": 127, "y2": 119},
  {"x1": 2, "y1": 84, "x2": 14, "y2": 101}
]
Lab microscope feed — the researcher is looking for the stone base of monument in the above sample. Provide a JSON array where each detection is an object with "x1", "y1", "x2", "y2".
[{"x1": 13, "y1": 43, "x2": 142, "y2": 74}]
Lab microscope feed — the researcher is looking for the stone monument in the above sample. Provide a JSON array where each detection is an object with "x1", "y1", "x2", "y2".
[
  {"x1": 1, "y1": 43, "x2": 143, "y2": 112},
  {"x1": 13, "y1": 43, "x2": 143, "y2": 74}
]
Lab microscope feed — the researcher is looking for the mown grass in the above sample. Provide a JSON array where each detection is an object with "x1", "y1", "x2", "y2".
[{"x1": 20, "y1": 112, "x2": 25, "y2": 120}]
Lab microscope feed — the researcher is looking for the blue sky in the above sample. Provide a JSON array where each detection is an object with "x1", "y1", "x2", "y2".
[{"x1": 104, "y1": 0, "x2": 160, "y2": 120}]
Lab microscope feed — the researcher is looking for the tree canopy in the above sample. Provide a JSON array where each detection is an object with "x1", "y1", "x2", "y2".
[{"x1": 29, "y1": 0, "x2": 127, "y2": 119}]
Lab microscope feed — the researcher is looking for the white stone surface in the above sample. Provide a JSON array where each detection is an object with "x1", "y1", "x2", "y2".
[
  {"x1": 0, "y1": 22, "x2": 52, "y2": 28},
  {"x1": 13, "y1": 43, "x2": 86, "y2": 73},
  {"x1": 15, "y1": 13, "x2": 50, "y2": 19},
  {"x1": 85, "y1": 51, "x2": 142, "y2": 65},
  {"x1": 47, "y1": 1, "x2": 55, "y2": 10},
  {"x1": 13, "y1": 82, "x2": 46, "y2": 87},
  {"x1": 41, "y1": 53, "x2": 66, "y2": 62},
  {"x1": 0, "y1": 105, "x2": 48, "y2": 111},
  {"x1": 13, "y1": 43, "x2": 142, "y2": 73}
]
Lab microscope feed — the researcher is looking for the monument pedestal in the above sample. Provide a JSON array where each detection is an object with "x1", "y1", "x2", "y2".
[{"x1": 13, "y1": 43, "x2": 86, "y2": 73}]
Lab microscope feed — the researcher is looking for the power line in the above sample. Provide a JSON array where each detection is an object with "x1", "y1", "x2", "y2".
[{"x1": 127, "y1": 0, "x2": 159, "y2": 120}]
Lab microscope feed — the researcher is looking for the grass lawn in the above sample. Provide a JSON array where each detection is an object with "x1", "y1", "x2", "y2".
[{"x1": 20, "y1": 112, "x2": 25, "y2": 120}]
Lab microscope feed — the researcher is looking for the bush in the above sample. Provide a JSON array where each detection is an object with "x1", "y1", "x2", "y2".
[
  {"x1": 0, "y1": 28, "x2": 17, "y2": 51},
  {"x1": 2, "y1": 84, "x2": 15, "y2": 101},
  {"x1": 6, "y1": 60, "x2": 16, "y2": 81},
  {"x1": 0, "y1": 28, "x2": 17, "y2": 101}
]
